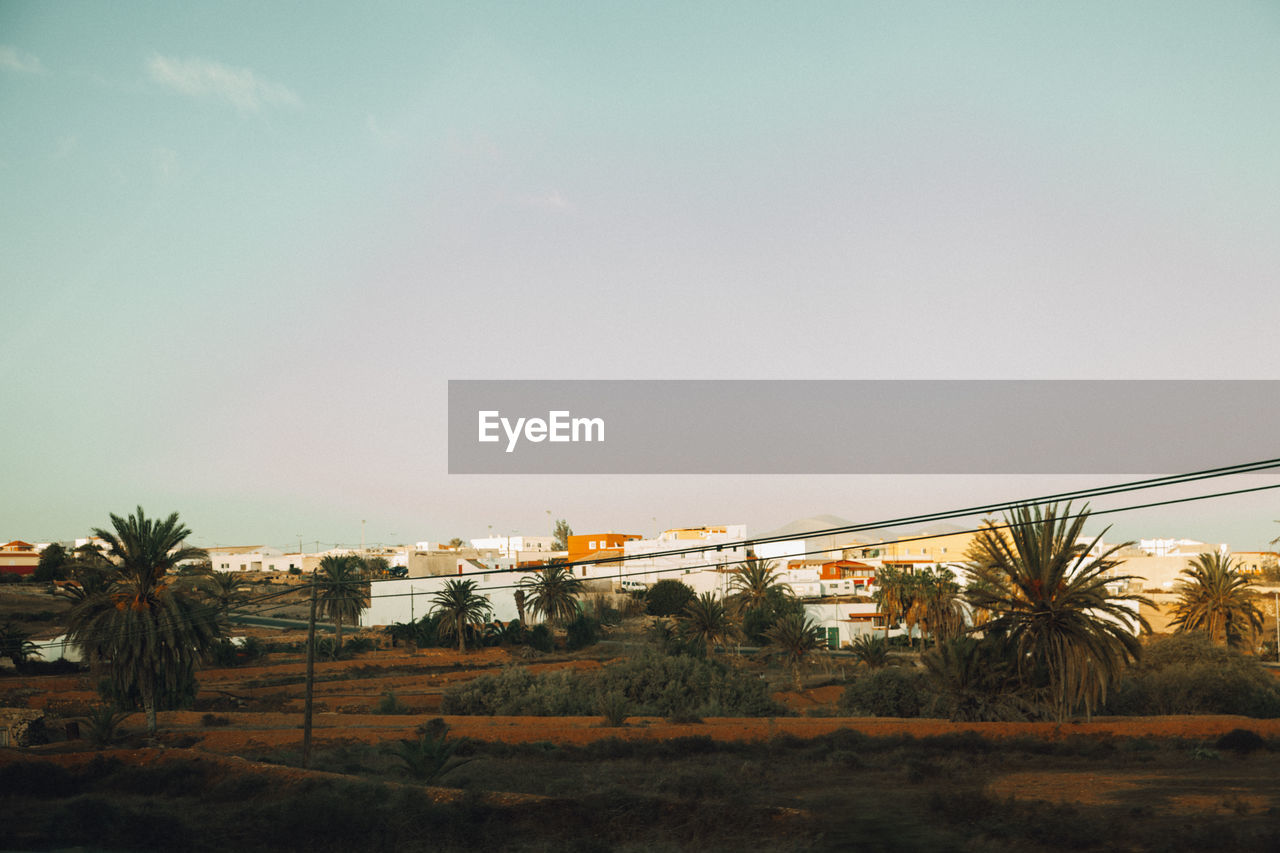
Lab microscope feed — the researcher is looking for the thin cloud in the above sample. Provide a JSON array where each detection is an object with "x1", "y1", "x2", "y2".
[
  {"x1": 0, "y1": 46, "x2": 45, "y2": 74},
  {"x1": 147, "y1": 54, "x2": 300, "y2": 112}
]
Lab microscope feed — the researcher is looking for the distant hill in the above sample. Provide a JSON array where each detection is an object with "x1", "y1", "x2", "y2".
[{"x1": 757, "y1": 516, "x2": 971, "y2": 544}]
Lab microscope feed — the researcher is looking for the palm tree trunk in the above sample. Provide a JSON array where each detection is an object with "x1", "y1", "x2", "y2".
[
  {"x1": 336, "y1": 616, "x2": 344, "y2": 654},
  {"x1": 142, "y1": 673, "x2": 158, "y2": 735},
  {"x1": 457, "y1": 615, "x2": 466, "y2": 653}
]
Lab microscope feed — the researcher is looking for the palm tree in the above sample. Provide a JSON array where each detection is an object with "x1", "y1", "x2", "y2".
[
  {"x1": 1169, "y1": 551, "x2": 1263, "y2": 649},
  {"x1": 962, "y1": 518, "x2": 1011, "y2": 630},
  {"x1": 679, "y1": 592, "x2": 736, "y2": 655},
  {"x1": 0, "y1": 622, "x2": 38, "y2": 668},
  {"x1": 65, "y1": 508, "x2": 220, "y2": 735},
  {"x1": 202, "y1": 572, "x2": 249, "y2": 613},
  {"x1": 922, "y1": 636, "x2": 1031, "y2": 722},
  {"x1": 385, "y1": 621, "x2": 417, "y2": 649},
  {"x1": 519, "y1": 564, "x2": 585, "y2": 626},
  {"x1": 965, "y1": 502, "x2": 1151, "y2": 722},
  {"x1": 429, "y1": 579, "x2": 493, "y2": 653},
  {"x1": 849, "y1": 634, "x2": 890, "y2": 669},
  {"x1": 727, "y1": 558, "x2": 791, "y2": 615},
  {"x1": 765, "y1": 612, "x2": 825, "y2": 688},
  {"x1": 315, "y1": 554, "x2": 369, "y2": 654},
  {"x1": 909, "y1": 565, "x2": 966, "y2": 648},
  {"x1": 871, "y1": 565, "x2": 910, "y2": 643}
]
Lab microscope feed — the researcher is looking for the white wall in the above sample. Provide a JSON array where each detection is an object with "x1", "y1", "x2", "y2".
[
  {"x1": 470, "y1": 536, "x2": 556, "y2": 557},
  {"x1": 361, "y1": 570, "x2": 529, "y2": 627},
  {"x1": 30, "y1": 634, "x2": 82, "y2": 663},
  {"x1": 804, "y1": 601, "x2": 884, "y2": 648},
  {"x1": 622, "y1": 527, "x2": 750, "y2": 585}
]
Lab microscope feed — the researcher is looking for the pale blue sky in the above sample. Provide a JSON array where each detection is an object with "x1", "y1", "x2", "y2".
[{"x1": 4, "y1": 2, "x2": 1280, "y2": 550}]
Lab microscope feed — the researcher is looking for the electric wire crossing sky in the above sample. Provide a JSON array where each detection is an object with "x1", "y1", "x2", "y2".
[{"x1": 477, "y1": 410, "x2": 606, "y2": 453}]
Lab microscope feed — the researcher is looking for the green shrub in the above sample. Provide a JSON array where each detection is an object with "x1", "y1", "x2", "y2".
[
  {"x1": 740, "y1": 588, "x2": 806, "y2": 646},
  {"x1": 342, "y1": 636, "x2": 375, "y2": 656},
  {"x1": 1214, "y1": 728, "x2": 1269, "y2": 755},
  {"x1": 386, "y1": 729, "x2": 475, "y2": 784},
  {"x1": 840, "y1": 667, "x2": 937, "y2": 718},
  {"x1": 441, "y1": 654, "x2": 785, "y2": 718},
  {"x1": 596, "y1": 652, "x2": 782, "y2": 717},
  {"x1": 209, "y1": 638, "x2": 241, "y2": 667},
  {"x1": 565, "y1": 613, "x2": 601, "y2": 651},
  {"x1": 644, "y1": 579, "x2": 696, "y2": 617},
  {"x1": 373, "y1": 690, "x2": 408, "y2": 715},
  {"x1": 1106, "y1": 634, "x2": 1280, "y2": 718},
  {"x1": 528, "y1": 624, "x2": 555, "y2": 653},
  {"x1": 239, "y1": 636, "x2": 265, "y2": 662},
  {"x1": 77, "y1": 705, "x2": 132, "y2": 747},
  {"x1": 597, "y1": 690, "x2": 630, "y2": 726}
]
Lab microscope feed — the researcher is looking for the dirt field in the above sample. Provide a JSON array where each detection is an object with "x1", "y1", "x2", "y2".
[
  {"x1": 6, "y1": 638, "x2": 1280, "y2": 752},
  {"x1": 6, "y1": 620, "x2": 1280, "y2": 851}
]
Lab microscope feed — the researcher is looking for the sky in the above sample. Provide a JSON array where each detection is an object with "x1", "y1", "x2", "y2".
[{"x1": 4, "y1": 1, "x2": 1280, "y2": 552}]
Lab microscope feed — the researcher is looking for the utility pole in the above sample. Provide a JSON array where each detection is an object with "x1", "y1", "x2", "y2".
[{"x1": 302, "y1": 572, "x2": 318, "y2": 768}]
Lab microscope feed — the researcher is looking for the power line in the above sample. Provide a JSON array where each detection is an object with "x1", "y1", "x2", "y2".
[
  {"x1": 55, "y1": 457, "x2": 1280, "y2": 640},
  {"x1": 329, "y1": 456, "x2": 1280, "y2": 590},
  {"x1": 236, "y1": 468, "x2": 1280, "y2": 613}
]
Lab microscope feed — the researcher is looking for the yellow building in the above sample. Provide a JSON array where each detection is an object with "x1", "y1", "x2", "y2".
[{"x1": 849, "y1": 529, "x2": 982, "y2": 566}]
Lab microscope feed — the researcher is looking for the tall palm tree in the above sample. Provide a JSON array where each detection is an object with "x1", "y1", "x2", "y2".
[
  {"x1": 962, "y1": 518, "x2": 1012, "y2": 631},
  {"x1": 727, "y1": 558, "x2": 791, "y2": 616},
  {"x1": 901, "y1": 571, "x2": 926, "y2": 649},
  {"x1": 519, "y1": 564, "x2": 585, "y2": 626},
  {"x1": 65, "y1": 508, "x2": 220, "y2": 735},
  {"x1": 429, "y1": 579, "x2": 493, "y2": 653},
  {"x1": 679, "y1": 592, "x2": 736, "y2": 655},
  {"x1": 1169, "y1": 551, "x2": 1263, "y2": 649},
  {"x1": 315, "y1": 554, "x2": 369, "y2": 654},
  {"x1": 871, "y1": 565, "x2": 910, "y2": 643},
  {"x1": 910, "y1": 565, "x2": 966, "y2": 648},
  {"x1": 965, "y1": 502, "x2": 1151, "y2": 722}
]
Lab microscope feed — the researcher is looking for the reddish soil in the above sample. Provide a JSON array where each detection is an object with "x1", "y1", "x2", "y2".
[{"x1": 9, "y1": 637, "x2": 1280, "y2": 824}]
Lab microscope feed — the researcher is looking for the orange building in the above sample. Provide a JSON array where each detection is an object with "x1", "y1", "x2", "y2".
[{"x1": 567, "y1": 533, "x2": 641, "y2": 572}]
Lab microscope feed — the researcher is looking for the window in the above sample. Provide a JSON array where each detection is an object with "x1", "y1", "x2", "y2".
[{"x1": 589, "y1": 540, "x2": 596, "y2": 550}]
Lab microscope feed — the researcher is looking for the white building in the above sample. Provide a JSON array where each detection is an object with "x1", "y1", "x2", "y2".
[
  {"x1": 1137, "y1": 538, "x2": 1225, "y2": 558},
  {"x1": 620, "y1": 525, "x2": 750, "y2": 591},
  {"x1": 361, "y1": 567, "x2": 531, "y2": 627},
  {"x1": 804, "y1": 601, "x2": 883, "y2": 649},
  {"x1": 208, "y1": 546, "x2": 303, "y2": 573},
  {"x1": 469, "y1": 536, "x2": 557, "y2": 559}
]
